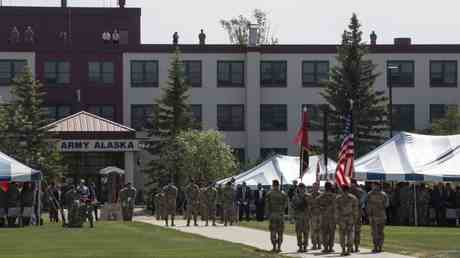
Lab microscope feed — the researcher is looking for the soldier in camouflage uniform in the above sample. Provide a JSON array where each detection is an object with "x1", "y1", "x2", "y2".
[
  {"x1": 367, "y1": 182, "x2": 389, "y2": 253},
  {"x1": 310, "y1": 182, "x2": 322, "y2": 250},
  {"x1": 119, "y1": 182, "x2": 137, "y2": 221},
  {"x1": 350, "y1": 179, "x2": 366, "y2": 252},
  {"x1": 203, "y1": 183, "x2": 218, "y2": 226},
  {"x1": 222, "y1": 181, "x2": 235, "y2": 226},
  {"x1": 292, "y1": 183, "x2": 311, "y2": 253},
  {"x1": 336, "y1": 185, "x2": 359, "y2": 256},
  {"x1": 317, "y1": 182, "x2": 337, "y2": 253},
  {"x1": 185, "y1": 180, "x2": 201, "y2": 226},
  {"x1": 153, "y1": 191, "x2": 162, "y2": 220},
  {"x1": 162, "y1": 182, "x2": 178, "y2": 226},
  {"x1": 266, "y1": 179, "x2": 288, "y2": 253}
]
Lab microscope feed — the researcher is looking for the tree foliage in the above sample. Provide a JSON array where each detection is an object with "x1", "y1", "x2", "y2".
[
  {"x1": 220, "y1": 9, "x2": 278, "y2": 45},
  {"x1": 0, "y1": 67, "x2": 66, "y2": 181},
  {"x1": 430, "y1": 107, "x2": 460, "y2": 135},
  {"x1": 321, "y1": 14, "x2": 388, "y2": 158}
]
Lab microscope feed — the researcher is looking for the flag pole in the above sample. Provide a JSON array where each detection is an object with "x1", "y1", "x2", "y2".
[{"x1": 323, "y1": 105, "x2": 329, "y2": 180}]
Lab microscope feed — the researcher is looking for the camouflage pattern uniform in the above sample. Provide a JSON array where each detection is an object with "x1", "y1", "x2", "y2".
[
  {"x1": 222, "y1": 183, "x2": 235, "y2": 226},
  {"x1": 162, "y1": 183, "x2": 178, "y2": 226},
  {"x1": 266, "y1": 186, "x2": 288, "y2": 253},
  {"x1": 153, "y1": 192, "x2": 163, "y2": 220},
  {"x1": 119, "y1": 184, "x2": 137, "y2": 221},
  {"x1": 317, "y1": 188, "x2": 337, "y2": 253},
  {"x1": 335, "y1": 189, "x2": 359, "y2": 256},
  {"x1": 185, "y1": 182, "x2": 201, "y2": 226},
  {"x1": 367, "y1": 186, "x2": 389, "y2": 253},
  {"x1": 310, "y1": 188, "x2": 322, "y2": 250},
  {"x1": 350, "y1": 184, "x2": 366, "y2": 252},
  {"x1": 203, "y1": 185, "x2": 218, "y2": 226},
  {"x1": 292, "y1": 184, "x2": 311, "y2": 252}
]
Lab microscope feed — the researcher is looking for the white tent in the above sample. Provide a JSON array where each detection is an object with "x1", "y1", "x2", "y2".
[
  {"x1": 217, "y1": 155, "x2": 337, "y2": 187},
  {"x1": 99, "y1": 166, "x2": 125, "y2": 175},
  {"x1": 354, "y1": 132, "x2": 460, "y2": 182},
  {"x1": 0, "y1": 151, "x2": 41, "y2": 182}
]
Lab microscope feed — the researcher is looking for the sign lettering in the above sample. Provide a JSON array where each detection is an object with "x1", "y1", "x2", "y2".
[{"x1": 57, "y1": 140, "x2": 139, "y2": 152}]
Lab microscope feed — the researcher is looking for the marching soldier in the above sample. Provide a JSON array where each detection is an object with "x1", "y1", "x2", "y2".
[
  {"x1": 350, "y1": 179, "x2": 366, "y2": 252},
  {"x1": 266, "y1": 179, "x2": 288, "y2": 253},
  {"x1": 203, "y1": 183, "x2": 218, "y2": 226},
  {"x1": 185, "y1": 179, "x2": 200, "y2": 226},
  {"x1": 310, "y1": 182, "x2": 322, "y2": 250},
  {"x1": 153, "y1": 191, "x2": 163, "y2": 220},
  {"x1": 367, "y1": 182, "x2": 389, "y2": 253},
  {"x1": 336, "y1": 185, "x2": 359, "y2": 256},
  {"x1": 162, "y1": 182, "x2": 178, "y2": 226},
  {"x1": 292, "y1": 183, "x2": 311, "y2": 253},
  {"x1": 317, "y1": 182, "x2": 337, "y2": 253},
  {"x1": 119, "y1": 182, "x2": 137, "y2": 221},
  {"x1": 222, "y1": 181, "x2": 235, "y2": 226}
]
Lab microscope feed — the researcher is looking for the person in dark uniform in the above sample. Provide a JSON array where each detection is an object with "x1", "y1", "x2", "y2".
[
  {"x1": 254, "y1": 183, "x2": 266, "y2": 221},
  {"x1": 7, "y1": 182, "x2": 20, "y2": 227},
  {"x1": 20, "y1": 182, "x2": 35, "y2": 226},
  {"x1": 0, "y1": 182, "x2": 8, "y2": 227},
  {"x1": 237, "y1": 182, "x2": 252, "y2": 221}
]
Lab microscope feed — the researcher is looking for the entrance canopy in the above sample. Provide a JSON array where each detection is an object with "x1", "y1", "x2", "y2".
[
  {"x1": 100, "y1": 166, "x2": 125, "y2": 175},
  {"x1": 217, "y1": 155, "x2": 337, "y2": 187},
  {"x1": 354, "y1": 132, "x2": 460, "y2": 182},
  {"x1": 0, "y1": 151, "x2": 41, "y2": 182}
]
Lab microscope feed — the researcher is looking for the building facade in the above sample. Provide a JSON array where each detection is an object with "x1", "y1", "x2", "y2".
[{"x1": 1, "y1": 4, "x2": 460, "y2": 189}]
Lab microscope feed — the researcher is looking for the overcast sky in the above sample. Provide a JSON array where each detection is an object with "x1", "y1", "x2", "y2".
[{"x1": 4, "y1": 0, "x2": 460, "y2": 45}]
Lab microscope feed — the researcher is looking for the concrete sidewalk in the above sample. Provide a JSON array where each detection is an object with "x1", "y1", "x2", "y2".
[{"x1": 135, "y1": 216, "x2": 414, "y2": 258}]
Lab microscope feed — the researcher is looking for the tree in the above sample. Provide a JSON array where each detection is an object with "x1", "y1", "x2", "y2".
[
  {"x1": 144, "y1": 48, "x2": 196, "y2": 188},
  {"x1": 0, "y1": 67, "x2": 66, "y2": 181},
  {"x1": 320, "y1": 14, "x2": 388, "y2": 158},
  {"x1": 430, "y1": 107, "x2": 460, "y2": 135},
  {"x1": 175, "y1": 130, "x2": 237, "y2": 187},
  {"x1": 220, "y1": 9, "x2": 278, "y2": 45}
]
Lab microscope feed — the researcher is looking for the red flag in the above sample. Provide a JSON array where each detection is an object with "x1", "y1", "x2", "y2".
[
  {"x1": 335, "y1": 113, "x2": 354, "y2": 187},
  {"x1": 0, "y1": 182, "x2": 9, "y2": 192},
  {"x1": 294, "y1": 107, "x2": 310, "y2": 178}
]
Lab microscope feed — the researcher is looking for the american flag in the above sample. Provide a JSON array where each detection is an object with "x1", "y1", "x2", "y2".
[{"x1": 335, "y1": 112, "x2": 354, "y2": 187}]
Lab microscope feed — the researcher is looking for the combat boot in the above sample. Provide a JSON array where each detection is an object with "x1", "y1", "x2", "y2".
[
  {"x1": 341, "y1": 247, "x2": 347, "y2": 256},
  {"x1": 303, "y1": 245, "x2": 308, "y2": 253},
  {"x1": 297, "y1": 246, "x2": 302, "y2": 253}
]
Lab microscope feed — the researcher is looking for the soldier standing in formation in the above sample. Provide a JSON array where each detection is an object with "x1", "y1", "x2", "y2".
[
  {"x1": 222, "y1": 181, "x2": 235, "y2": 226},
  {"x1": 119, "y1": 182, "x2": 137, "y2": 221},
  {"x1": 203, "y1": 182, "x2": 218, "y2": 226},
  {"x1": 292, "y1": 183, "x2": 311, "y2": 253},
  {"x1": 335, "y1": 185, "x2": 359, "y2": 256},
  {"x1": 317, "y1": 182, "x2": 336, "y2": 254},
  {"x1": 185, "y1": 180, "x2": 200, "y2": 227},
  {"x1": 309, "y1": 182, "x2": 322, "y2": 250},
  {"x1": 162, "y1": 182, "x2": 178, "y2": 226},
  {"x1": 350, "y1": 179, "x2": 366, "y2": 252},
  {"x1": 367, "y1": 182, "x2": 389, "y2": 253},
  {"x1": 266, "y1": 179, "x2": 288, "y2": 253}
]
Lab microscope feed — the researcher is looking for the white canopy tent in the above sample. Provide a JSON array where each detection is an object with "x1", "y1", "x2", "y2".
[
  {"x1": 99, "y1": 166, "x2": 125, "y2": 175},
  {"x1": 217, "y1": 155, "x2": 337, "y2": 187},
  {"x1": 354, "y1": 132, "x2": 460, "y2": 182},
  {"x1": 0, "y1": 151, "x2": 41, "y2": 182}
]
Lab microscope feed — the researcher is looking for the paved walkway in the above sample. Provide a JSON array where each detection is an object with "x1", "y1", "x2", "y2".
[{"x1": 135, "y1": 216, "x2": 414, "y2": 258}]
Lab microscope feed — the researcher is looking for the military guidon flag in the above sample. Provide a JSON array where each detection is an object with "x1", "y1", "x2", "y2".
[
  {"x1": 335, "y1": 112, "x2": 354, "y2": 187},
  {"x1": 294, "y1": 106, "x2": 310, "y2": 179}
]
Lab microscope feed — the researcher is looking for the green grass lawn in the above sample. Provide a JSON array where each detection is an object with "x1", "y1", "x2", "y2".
[
  {"x1": 0, "y1": 221, "x2": 283, "y2": 258},
  {"x1": 239, "y1": 221, "x2": 460, "y2": 258}
]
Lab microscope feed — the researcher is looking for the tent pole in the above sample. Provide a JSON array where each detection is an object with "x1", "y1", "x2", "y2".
[
  {"x1": 37, "y1": 181, "x2": 41, "y2": 227},
  {"x1": 414, "y1": 183, "x2": 418, "y2": 227}
]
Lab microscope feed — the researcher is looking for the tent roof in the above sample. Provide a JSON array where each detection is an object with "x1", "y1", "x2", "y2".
[
  {"x1": 354, "y1": 132, "x2": 460, "y2": 182},
  {"x1": 0, "y1": 151, "x2": 41, "y2": 182},
  {"x1": 217, "y1": 155, "x2": 337, "y2": 187}
]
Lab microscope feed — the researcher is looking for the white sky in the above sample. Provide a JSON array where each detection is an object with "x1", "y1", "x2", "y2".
[{"x1": 3, "y1": 0, "x2": 460, "y2": 45}]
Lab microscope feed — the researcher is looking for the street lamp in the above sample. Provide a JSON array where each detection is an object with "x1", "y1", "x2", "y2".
[{"x1": 387, "y1": 64, "x2": 399, "y2": 138}]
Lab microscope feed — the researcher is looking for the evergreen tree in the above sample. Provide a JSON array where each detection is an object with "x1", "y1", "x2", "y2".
[
  {"x1": 0, "y1": 67, "x2": 66, "y2": 180},
  {"x1": 145, "y1": 48, "x2": 195, "y2": 188},
  {"x1": 321, "y1": 14, "x2": 388, "y2": 158}
]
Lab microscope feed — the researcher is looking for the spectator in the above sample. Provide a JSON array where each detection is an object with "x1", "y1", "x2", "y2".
[
  {"x1": 24, "y1": 26, "x2": 34, "y2": 43},
  {"x1": 445, "y1": 183, "x2": 456, "y2": 226},
  {"x1": 237, "y1": 182, "x2": 251, "y2": 221},
  {"x1": 253, "y1": 183, "x2": 266, "y2": 221},
  {"x1": 0, "y1": 182, "x2": 8, "y2": 227},
  {"x1": 9, "y1": 26, "x2": 20, "y2": 44},
  {"x1": 102, "y1": 31, "x2": 111, "y2": 44},
  {"x1": 7, "y1": 182, "x2": 20, "y2": 227},
  {"x1": 89, "y1": 182, "x2": 98, "y2": 221},
  {"x1": 20, "y1": 182, "x2": 35, "y2": 226},
  {"x1": 431, "y1": 183, "x2": 445, "y2": 226},
  {"x1": 112, "y1": 29, "x2": 120, "y2": 44}
]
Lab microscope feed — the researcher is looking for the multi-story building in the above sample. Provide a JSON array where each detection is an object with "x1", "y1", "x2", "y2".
[{"x1": 1, "y1": 2, "x2": 460, "y2": 189}]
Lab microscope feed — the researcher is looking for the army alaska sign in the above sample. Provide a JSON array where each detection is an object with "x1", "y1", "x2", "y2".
[{"x1": 58, "y1": 140, "x2": 140, "y2": 152}]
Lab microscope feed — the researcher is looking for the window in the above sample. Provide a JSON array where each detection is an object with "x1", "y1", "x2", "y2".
[
  {"x1": 302, "y1": 104, "x2": 328, "y2": 131},
  {"x1": 217, "y1": 61, "x2": 244, "y2": 87},
  {"x1": 232, "y1": 148, "x2": 246, "y2": 164},
  {"x1": 191, "y1": 104, "x2": 202, "y2": 129},
  {"x1": 183, "y1": 61, "x2": 202, "y2": 87},
  {"x1": 430, "y1": 104, "x2": 458, "y2": 123},
  {"x1": 131, "y1": 105, "x2": 154, "y2": 130},
  {"x1": 387, "y1": 61, "x2": 414, "y2": 87},
  {"x1": 430, "y1": 61, "x2": 457, "y2": 87},
  {"x1": 131, "y1": 60, "x2": 158, "y2": 87},
  {"x1": 88, "y1": 105, "x2": 115, "y2": 121},
  {"x1": 0, "y1": 60, "x2": 26, "y2": 85},
  {"x1": 44, "y1": 105, "x2": 71, "y2": 122},
  {"x1": 44, "y1": 61, "x2": 70, "y2": 85},
  {"x1": 261, "y1": 61, "x2": 287, "y2": 87},
  {"x1": 217, "y1": 104, "x2": 245, "y2": 131},
  {"x1": 302, "y1": 61, "x2": 329, "y2": 86},
  {"x1": 88, "y1": 61, "x2": 114, "y2": 84},
  {"x1": 260, "y1": 148, "x2": 288, "y2": 160},
  {"x1": 260, "y1": 104, "x2": 287, "y2": 131},
  {"x1": 392, "y1": 104, "x2": 415, "y2": 132}
]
